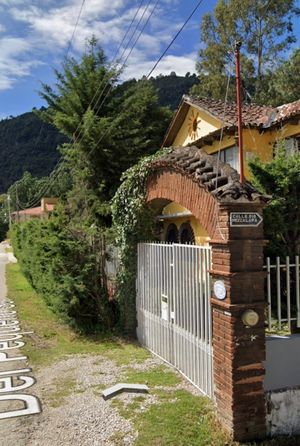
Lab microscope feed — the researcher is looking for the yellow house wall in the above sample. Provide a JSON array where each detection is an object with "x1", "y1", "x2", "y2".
[
  {"x1": 200, "y1": 122, "x2": 300, "y2": 179},
  {"x1": 172, "y1": 103, "x2": 300, "y2": 180},
  {"x1": 161, "y1": 202, "x2": 210, "y2": 245},
  {"x1": 173, "y1": 106, "x2": 221, "y2": 147},
  {"x1": 272, "y1": 121, "x2": 300, "y2": 140}
]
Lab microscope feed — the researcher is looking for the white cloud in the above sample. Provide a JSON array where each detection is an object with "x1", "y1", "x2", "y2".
[
  {"x1": 0, "y1": 37, "x2": 42, "y2": 90},
  {"x1": 123, "y1": 51, "x2": 197, "y2": 80},
  {"x1": 0, "y1": 0, "x2": 198, "y2": 92}
]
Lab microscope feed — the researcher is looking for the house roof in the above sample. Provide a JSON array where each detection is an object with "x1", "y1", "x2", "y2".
[
  {"x1": 12, "y1": 204, "x2": 55, "y2": 216},
  {"x1": 12, "y1": 206, "x2": 43, "y2": 216},
  {"x1": 163, "y1": 96, "x2": 300, "y2": 147},
  {"x1": 150, "y1": 146, "x2": 268, "y2": 203},
  {"x1": 183, "y1": 96, "x2": 273, "y2": 127}
]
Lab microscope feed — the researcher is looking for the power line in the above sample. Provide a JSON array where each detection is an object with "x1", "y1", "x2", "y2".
[
  {"x1": 16, "y1": 163, "x2": 67, "y2": 210},
  {"x1": 72, "y1": 0, "x2": 154, "y2": 145},
  {"x1": 146, "y1": 0, "x2": 205, "y2": 79},
  {"x1": 20, "y1": 0, "x2": 206, "y2": 208},
  {"x1": 18, "y1": 1, "x2": 153, "y2": 208},
  {"x1": 89, "y1": 0, "x2": 205, "y2": 155},
  {"x1": 83, "y1": 0, "x2": 159, "y2": 129},
  {"x1": 17, "y1": 0, "x2": 88, "y2": 208},
  {"x1": 65, "y1": 0, "x2": 87, "y2": 59}
]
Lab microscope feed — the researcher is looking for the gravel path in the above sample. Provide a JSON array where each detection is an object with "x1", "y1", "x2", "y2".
[{"x1": 0, "y1": 243, "x2": 198, "y2": 446}]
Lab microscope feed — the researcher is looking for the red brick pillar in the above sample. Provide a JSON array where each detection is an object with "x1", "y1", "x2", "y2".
[{"x1": 211, "y1": 203, "x2": 267, "y2": 442}]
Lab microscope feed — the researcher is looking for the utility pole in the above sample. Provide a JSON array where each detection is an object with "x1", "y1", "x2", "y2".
[
  {"x1": 7, "y1": 194, "x2": 12, "y2": 230},
  {"x1": 16, "y1": 184, "x2": 20, "y2": 223},
  {"x1": 235, "y1": 41, "x2": 245, "y2": 183}
]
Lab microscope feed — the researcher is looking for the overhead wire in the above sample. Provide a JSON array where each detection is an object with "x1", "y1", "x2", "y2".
[
  {"x1": 16, "y1": 0, "x2": 88, "y2": 209},
  {"x1": 21, "y1": 0, "x2": 206, "y2": 208},
  {"x1": 65, "y1": 0, "x2": 87, "y2": 59},
  {"x1": 146, "y1": 0, "x2": 205, "y2": 79},
  {"x1": 18, "y1": 0, "x2": 150, "y2": 209},
  {"x1": 71, "y1": 0, "x2": 154, "y2": 147},
  {"x1": 24, "y1": 0, "x2": 87, "y2": 173},
  {"x1": 88, "y1": 0, "x2": 206, "y2": 156}
]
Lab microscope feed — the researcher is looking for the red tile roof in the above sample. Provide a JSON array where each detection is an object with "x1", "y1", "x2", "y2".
[
  {"x1": 12, "y1": 204, "x2": 55, "y2": 216},
  {"x1": 163, "y1": 96, "x2": 300, "y2": 147},
  {"x1": 183, "y1": 95, "x2": 273, "y2": 127},
  {"x1": 12, "y1": 206, "x2": 43, "y2": 216},
  {"x1": 185, "y1": 95, "x2": 300, "y2": 128}
]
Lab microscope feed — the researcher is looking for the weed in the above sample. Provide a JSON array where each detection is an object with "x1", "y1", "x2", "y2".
[
  {"x1": 47, "y1": 376, "x2": 78, "y2": 408},
  {"x1": 124, "y1": 365, "x2": 181, "y2": 387}
]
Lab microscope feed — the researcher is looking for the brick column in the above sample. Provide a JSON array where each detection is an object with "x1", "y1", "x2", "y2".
[{"x1": 211, "y1": 203, "x2": 267, "y2": 442}]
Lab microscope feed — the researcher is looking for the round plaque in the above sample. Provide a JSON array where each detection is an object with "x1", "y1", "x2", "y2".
[
  {"x1": 213, "y1": 280, "x2": 226, "y2": 300},
  {"x1": 242, "y1": 309, "x2": 259, "y2": 327}
]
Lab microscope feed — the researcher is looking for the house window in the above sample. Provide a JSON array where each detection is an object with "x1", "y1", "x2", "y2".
[
  {"x1": 284, "y1": 136, "x2": 300, "y2": 155},
  {"x1": 219, "y1": 145, "x2": 239, "y2": 172}
]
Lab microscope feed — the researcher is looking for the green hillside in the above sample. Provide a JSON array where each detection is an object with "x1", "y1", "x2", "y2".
[
  {"x1": 151, "y1": 72, "x2": 198, "y2": 110},
  {"x1": 0, "y1": 73, "x2": 198, "y2": 193},
  {"x1": 0, "y1": 111, "x2": 67, "y2": 193}
]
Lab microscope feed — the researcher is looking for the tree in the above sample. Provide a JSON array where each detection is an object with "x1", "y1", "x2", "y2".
[
  {"x1": 7, "y1": 170, "x2": 71, "y2": 211},
  {"x1": 267, "y1": 47, "x2": 300, "y2": 106},
  {"x1": 0, "y1": 111, "x2": 66, "y2": 193},
  {"x1": 249, "y1": 144, "x2": 300, "y2": 257},
  {"x1": 9, "y1": 39, "x2": 172, "y2": 332},
  {"x1": 0, "y1": 195, "x2": 9, "y2": 241},
  {"x1": 191, "y1": 0, "x2": 300, "y2": 103},
  {"x1": 39, "y1": 38, "x2": 171, "y2": 224}
]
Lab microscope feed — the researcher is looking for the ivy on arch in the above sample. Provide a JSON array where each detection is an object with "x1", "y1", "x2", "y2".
[{"x1": 112, "y1": 148, "x2": 172, "y2": 334}]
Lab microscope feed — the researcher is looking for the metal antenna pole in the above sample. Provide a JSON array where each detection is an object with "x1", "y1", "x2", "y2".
[
  {"x1": 7, "y1": 194, "x2": 12, "y2": 229},
  {"x1": 235, "y1": 41, "x2": 245, "y2": 183},
  {"x1": 16, "y1": 184, "x2": 20, "y2": 223}
]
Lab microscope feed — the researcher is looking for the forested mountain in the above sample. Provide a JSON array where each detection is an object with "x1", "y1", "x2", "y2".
[
  {"x1": 0, "y1": 111, "x2": 67, "y2": 193},
  {"x1": 151, "y1": 72, "x2": 198, "y2": 109},
  {"x1": 0, "y1": 73, "x2": 198, "y2": 193}
]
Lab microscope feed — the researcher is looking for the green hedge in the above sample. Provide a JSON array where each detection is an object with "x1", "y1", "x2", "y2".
[{"x1": 10, "y1": 209, "x2": 113, "y2": 333}]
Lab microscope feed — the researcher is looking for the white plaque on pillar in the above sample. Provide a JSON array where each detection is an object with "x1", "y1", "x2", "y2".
[{"x1": 213, "y1": 280, "x2": 226, "y2": 300}]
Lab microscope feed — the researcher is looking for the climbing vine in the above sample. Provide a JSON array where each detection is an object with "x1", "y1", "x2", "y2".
[{"x1": 112, "y1": 148, "x2": 171, "y2": 334}]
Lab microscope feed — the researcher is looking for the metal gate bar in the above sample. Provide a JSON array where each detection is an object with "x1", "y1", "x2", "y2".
[{"x1": 136, "y1": 242, "x2": 213, "y2": 398}]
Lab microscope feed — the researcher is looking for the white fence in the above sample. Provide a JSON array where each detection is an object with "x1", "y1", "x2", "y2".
[
  {"x1": 136, "y1": 242, "x2": 213, "y2": 398},
  {"x1": 265, "y1": 256, "x2": 300, "y2": 331}
]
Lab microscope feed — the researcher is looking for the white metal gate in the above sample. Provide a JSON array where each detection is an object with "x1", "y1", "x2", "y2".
[{"x1": 136, "y1": 242, "x2": 213, "y2": 398}]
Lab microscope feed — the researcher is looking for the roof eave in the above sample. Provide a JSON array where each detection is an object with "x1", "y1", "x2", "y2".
[{"x1": 162, "y1": 98, "x2": 190, "y2": 147}]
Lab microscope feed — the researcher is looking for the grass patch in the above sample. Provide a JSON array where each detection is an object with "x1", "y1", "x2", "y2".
[
  {"x1": 6, "y1": 263, "x2": 300, "y2": 446},
  {"x1": 124, "y1": 365, "x2": 181, "y2": 387},
  {"x1": 6, "y1": 263, "x2": 149, "y2": 368},
  {"x1": 47, "y1": 376, "x2": 78, "y2": 408},
  {"x1": 117, "y1": 388, "x2": 227, "y2": 446}
]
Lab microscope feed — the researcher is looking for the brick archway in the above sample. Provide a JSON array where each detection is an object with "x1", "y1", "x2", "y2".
[
  {"x1": 147, "y1": 170, "x2": 222, "y2": 241},
  {"x1": 145, "y1": 146, "x2": 268, "y2": 442}
]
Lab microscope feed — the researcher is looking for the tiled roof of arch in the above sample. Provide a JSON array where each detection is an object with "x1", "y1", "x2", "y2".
[{"x1": 149, "y1": 146, "x2": 268, "y2": 203}]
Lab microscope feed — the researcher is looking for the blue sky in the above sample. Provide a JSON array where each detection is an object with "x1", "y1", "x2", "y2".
[{"x1": 0, "y1": 0, "x2": 299, "y2": 119}]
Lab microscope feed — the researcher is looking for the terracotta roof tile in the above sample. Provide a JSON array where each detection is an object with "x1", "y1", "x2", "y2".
[
  {"x1": 12, "y1": 204, "x2": 55, "y2": 216},
  {"x1": 150, "y1": 146, "x2": 268, "y2": 203},
  {"x1": 184, "y1": 95, "x2": 273, "y2": 127},
  {"x1": 185, "y1": 95, "x2": 300, "y2": 128},
  {"x1": 12, "y1": 206, "x2": 43, "y2": 216},
  {"x1": 270, "y1": 99, "x2": 300, "y2": 125}
]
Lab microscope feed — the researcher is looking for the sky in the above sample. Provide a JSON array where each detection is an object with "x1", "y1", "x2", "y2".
[
  {"x1": 0, "y1": 0, "x2": 215, "y2": 118},
  {"x1": 0, "y1": 0, "x2": 299, "y2": 119}
]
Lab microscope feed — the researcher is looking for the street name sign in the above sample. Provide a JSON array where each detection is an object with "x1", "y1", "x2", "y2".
[{"x1": 230, "y1": 212, "x2": 263, "y2": 227}]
